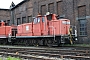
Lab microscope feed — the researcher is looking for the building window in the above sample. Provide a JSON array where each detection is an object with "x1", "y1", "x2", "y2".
[
  {"x1": 48, "y1": 3, "x2": 54, "y2": 13},
  {"x1": 17, "y1": 18, "x2": 21, "y2": 25},
  {"x1": 41, "y1": 5, "x2": 46, "y2": 15},
  {"x1": 79, "y1": 20, "x2": 87, "y2": 36},
  {"x1": 78, "y1": 5, "x2": 87, "y2": 36},
  {"x1": 78, "y1": 5, "x2": 86, "y2": 19},
  {"x1": 57, "y1": 1, "x2": 63, "y2": 15},
  {"x1": 22, "y1": 17, "x2": 26, "y2": 24},
  {"x1": 27, "y1": 16, "x2": 32, "y2": 23},
  {"x1": 7, "y1": 20, "x2": 10, "y2": 26}
]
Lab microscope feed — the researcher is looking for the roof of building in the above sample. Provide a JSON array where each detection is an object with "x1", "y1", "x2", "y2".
[
  {"x1": 0, "y1": 0, "x2": 29, "y2": 11},
  {"x1": 11, "y1": 0, "x2": 29, "y2": 10},
  {"x1": 0, "y1": 8, "x2": 10, "y2": 11}
]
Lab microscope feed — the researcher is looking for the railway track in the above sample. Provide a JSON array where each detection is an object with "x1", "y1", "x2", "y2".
[{"x1": 0, "y1": 46, "x2": 90, "y2": 60}]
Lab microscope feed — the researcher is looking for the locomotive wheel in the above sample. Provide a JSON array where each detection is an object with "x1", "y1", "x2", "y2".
[
  {"x1": 0, "y1": 39, "x2": 8, "y2": 45},
  {"x1": 47, "y1": 38, "x2": 53, "y2": 47},
  {"x1": 38, "y1": 39, "x2": 44, "y2": 45},
  {"x1": 25, "y1": 40, "x2": 29, "y2": 46}
]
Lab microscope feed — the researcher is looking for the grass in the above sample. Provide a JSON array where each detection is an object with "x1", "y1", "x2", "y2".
[
  {"x1": 7, "y1": 56, "x2": 21, "y2": 60},
  {"x1": 0, "y1": 58, "x2": 2, "y2": 60}
]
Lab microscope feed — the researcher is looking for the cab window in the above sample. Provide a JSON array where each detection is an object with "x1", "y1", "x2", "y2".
[
  {"x1": 34, "y1": 17, "x2": 40, "y2": 24},
  {"x1": 37, "y1": 18, "x2": 40, "y2": 23},
  {"x1": 34, "y1": 18, "x2": 37, "y2": 24},
  {"x1": 47, "y1": 14, "x2": 52, "y2": 21},
  {"x1": 42, "y1": 17, "x2": 45, "y2": 22}
]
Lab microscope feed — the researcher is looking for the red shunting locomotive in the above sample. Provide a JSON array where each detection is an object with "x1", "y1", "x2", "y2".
[{"x1": 0, "y1": 13, "x2": 77, "y2": 46}]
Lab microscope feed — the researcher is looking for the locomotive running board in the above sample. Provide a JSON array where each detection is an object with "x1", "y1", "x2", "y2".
[
  {"x1": 16, "y1": 35, "x2": 54, "y2": 38},
  {"x1": 0, "y1": 36, "x2": 7, "y2": 38}
]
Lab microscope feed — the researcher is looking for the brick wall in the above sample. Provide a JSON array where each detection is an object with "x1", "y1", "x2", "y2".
[
  {"x1": 74, "y1": 0, "x2": 90, "y2": 43},
  {"x1": 11, "y1": 0, "x2": 33, "y2": 25},
  {"x1": 0, "y1": 9, "x2": 10, "y2": 22}
]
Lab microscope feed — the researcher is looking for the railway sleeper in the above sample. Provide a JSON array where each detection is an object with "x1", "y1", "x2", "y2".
[
  {"x1": 18, "y1": 51, "x2": 90, "y2": 59},
  {"x1": 0, "y1": 52, "x2": 62, "y2": 60}
]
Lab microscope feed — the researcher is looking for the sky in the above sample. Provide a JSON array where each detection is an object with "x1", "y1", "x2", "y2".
[{"x1": 0, "y1": 0, "x2": 23, "y2": 9}]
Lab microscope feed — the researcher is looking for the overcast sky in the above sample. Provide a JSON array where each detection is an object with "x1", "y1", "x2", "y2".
[{"x1": 0, "y1": 0, "x2": 23, "y2": 9}]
